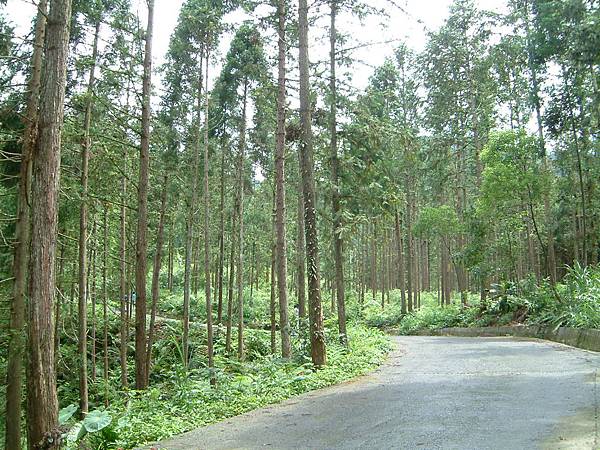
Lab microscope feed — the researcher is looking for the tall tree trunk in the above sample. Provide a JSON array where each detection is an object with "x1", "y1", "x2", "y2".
[
  {"x1": 395, "y1": 209, "x2": 406, "y2": 314},
  {"x1": 102, "y1": 205, "x2": 109, "y2": 406},
  {"x1": 329, "y1": 0, "x2": 347, "y2": 345},
  {"x1": 371, "y1": 225, "x2": 377, "y2": 301},
  {"x1": 183, "y1": 53, "x2": 203, "y2": 368},
  {"x1": 225, "y1": 219, "x2": 235, "y2": 353},
  {"x1": 203, "y1": 50, "x2": 215, "y2": 382},
  {"x1": 454, "y1": 155, "x2": 468, "y2": 305},
  {"x1": 298, "y1": 0, "x2": 326, "y2": 367},
  {"x1": 359, "y1": 226, "x2": 366, "y2": 308},
  {"x1": 119, "y1": 144, "x2": 128, "y2": 388},
  {"x1": 568, "y1": 107, "x2": 587, "y2": 267},
  {"x1": 217, "y1": 150, "x2": 226, "y2": 324},
  {"x1": 90, "y1": 217, "x2": 97, "y2": 383},
  {"x1": 250, "y1": 243, "x2": 255, "y2": 300},
  {"x1": 442, "y1": 238, "x2": 452, "y2": 305},
  {"x1": 192, "y1": 244, "x2": 199, "y2": 296},
  {"x1": 572, "y1": 204, "x2": 579, "y2": 264},
  {"x1": 77, "y1": 19, "x2": 100, "y2": 413},
  {"x1": 526, "y1": 216, "x2": 540, "y2": 281},
  {"x1": 275, "y1": 0, "x2": 291, "y2": 358},
  {"x1": 296, "y1": 189, "x2": 306, "y2": 319},
  {"x1": 414, "y1": 236, "x2": 421, "y2": 308},
  {"x1": 167, "y1": 220, "x2": 174, "y2": 292},
  {"x1": 145, "y1": 174, "x2": 168, "y2": 383},
  {"x1": 5, "y1": 2, "x2": 47, "y2": 447},
  {"x1": 236, "y1": 80, "x2": 248, "y2": 360},
  {"x1": 26, "y1": 0, "x2": 72, "y2": 447},
  {"x1": 381, "y1": 232, "x2": 387, "y2": 309},
  {"x1": 135, "y1": 0, "x2": 154, "y2": 390},
  {"x1": 270, "y1": 200, "x2": 277, "y2": 354},
  {"x1": 54, "y1": 241, "x2": 65, "y2": 373},
  {"x1": 422, "y1": 240, "x2": 430, "y2": 292},
  {"x1": 406, "y1": 193, "x2": 413, "y2": 312}
]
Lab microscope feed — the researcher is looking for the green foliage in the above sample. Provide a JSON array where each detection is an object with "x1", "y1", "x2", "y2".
[
  {"x1": 390, "y1": 265, "x2": 600, "y2": 335},
  {"x1": 414, "y1": 206, "x2": 460, "y2": 239},
  {"x1": 59, "y1": 404, "x2": 77, "y2": 424},
  {"x1": 76, "y1": 324, "x2": 389, "y2": 449},
  {"x1": 82, "y1": 410, "x2": 112, "y2": 433},
  {"x1": 360, "y1": 291, "x2": 405, "y2": 329},
  {"x1": 480, "y1": 130, "x2": 545, "y2": 211},
  {"x1": 2, "y1": 0, "x2": 598, "y2": 448},
  {"x1": 60, "y1": 407, "x2": 114, "y2": 449}
]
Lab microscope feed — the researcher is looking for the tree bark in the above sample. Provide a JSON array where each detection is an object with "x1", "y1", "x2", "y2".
[
  {"x1": 568, "y1": 104, "x2": 587, "y2": 267},
  {"x1": 167, "y1": 220, "x2": 174, "y2": 291},
  {"x1": 54, "y1": 241, "x2": 65, "y2": 373},
  {"x1": 406, "y1": 193, "x2": 413, "y2": 312},
  {"x1": 217, "y1": 149, "x2": 226, "y2": 324},
  {"x1": 270, "y1": 199, "x2": 277, "y2": 354},
  {"x1": 329, "y1": 0, "x2": 347, "y2": 345},
  {"x1": 90, "y1": 217, "x2": 97, "y2": 383},
  {"x1": 5, "y1": 2, "x2": 47, "y2": 447},
  {"x1": 296, "y1": 189, "x2": 306, "y2": 319},
  {"x1": 203, "y1": 50, "x2": 215, "y2": 382},
  {"x1": 395, "y1": 209, "x2": 406, "y2": 314},
  {"x1": 275, "y1": 0, "x2": 291, "y2": 358},
  {"x1": 236, "y1": 80, "x2": 248, "y2": 361},
  {"x1": 298, "y1": 0, "x2": 326, "y2": 367},
  {"x1": 119, "y1": 144, "x2": 128, "y2": 388},
  {"x1": 225, "y1": 218, "x2": 235, "y2": 353},
  {"x1": 442, "y1": 238, "x2": 452, "y2": 305},
  {"x1": 183, "y1": 52, "x2": 204, "y2": 368},
  {"x1": 371, "y1": 225, "x2": 377, "y2": 301},
  {"x1": 102, "y1": 204, "x2": 109, "y2": 406},
  {"x1": 77, "y1": 18, "x2": 100, "y2": 413},
  {"x1": 26, "y1": 0, "x2": 72, "y2": 447},
  {"x1": 145, "y1": 174, "x2": 168, "y2": 383},
  {"x1": 524, "y1": 0, "x2": 557, "y2": 283},
  {"x1": 135, "y1": 0, "x2": 154, "y2": 390}
]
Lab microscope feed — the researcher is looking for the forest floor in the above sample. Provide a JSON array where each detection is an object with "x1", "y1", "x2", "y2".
[{"x1": 149, "y1": 336, "x2": 600, "y2": 450}]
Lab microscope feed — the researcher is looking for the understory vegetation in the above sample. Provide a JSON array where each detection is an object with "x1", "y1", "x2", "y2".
[
  {"x1": 4, "y1": 263, "x2": 598, "y2": 447},
  {"x1": 1, "y1": 284, "x2": 391, "y2": 449},
  {"x1": 378, "y1": 264, "x2": 600, "y2": 335},
  {"x1": 91, "y1": 326, "x2": 388, "y2": 449}
]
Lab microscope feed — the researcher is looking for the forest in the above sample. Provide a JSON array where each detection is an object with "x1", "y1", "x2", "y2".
[{"x1": 0, "y1": 0, "x2": 598, "y2": 448}]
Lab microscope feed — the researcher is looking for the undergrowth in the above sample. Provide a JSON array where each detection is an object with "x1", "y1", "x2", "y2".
[
  {"x1": 377, "y1": 264, "x2": 600, "y2": 335},
  {"x1": 61, "y1": 324, "x2": 390, "y2": 449}
]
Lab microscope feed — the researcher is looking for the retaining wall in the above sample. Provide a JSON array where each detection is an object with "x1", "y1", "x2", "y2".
[{"x1": 411, "y1": 326, "x2": 600, "y2": 352}]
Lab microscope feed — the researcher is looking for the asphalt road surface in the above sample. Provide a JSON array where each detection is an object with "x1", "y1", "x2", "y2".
[{"x1": 151, "y1": 336, "x2": 600, "y2": 450}]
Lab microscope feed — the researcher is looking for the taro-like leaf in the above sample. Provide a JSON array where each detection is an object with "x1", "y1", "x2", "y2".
[
  {"x1": 83, "y1": 410, "x2": 112, "y2": 433},
  {"x1": 59, "y1": 404, "x2": 77, "y2": 425}
]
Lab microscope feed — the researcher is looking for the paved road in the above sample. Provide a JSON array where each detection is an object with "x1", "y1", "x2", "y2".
[{"x1": 152, "y1": 336, "x2": 600, "y2": 450}]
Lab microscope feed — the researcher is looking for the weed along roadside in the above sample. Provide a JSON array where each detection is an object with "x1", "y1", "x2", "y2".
[
  {"x1": 58, "y1": 324, "x2": 391, "y2": 449},
  {"x1": 378, "y1": 265, "x2": 600, "y2": 350}
]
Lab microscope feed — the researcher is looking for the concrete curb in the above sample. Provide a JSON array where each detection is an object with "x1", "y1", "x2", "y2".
[{"x1": 403, "y1": 326, "x2": 600, "y2": 352}]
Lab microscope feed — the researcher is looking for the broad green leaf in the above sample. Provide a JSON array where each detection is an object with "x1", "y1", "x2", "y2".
[
  {"x1": 76, "y1": 422, "x2": 88, "y2": 441},
  {"x1": 83, "y1": 410, "x2": 112, "y2": 433},
  {"x1": 59, "y1": 404, "x2": 77, "y2": 425}
]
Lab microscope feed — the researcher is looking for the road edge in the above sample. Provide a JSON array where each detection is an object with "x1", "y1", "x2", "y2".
[{"x1": 389, "y1": 326, "x2": 600, "y2": 353}]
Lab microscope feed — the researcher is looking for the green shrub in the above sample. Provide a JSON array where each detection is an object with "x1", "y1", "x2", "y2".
[
  {"x1": 391, "y1": 264, "x2": 600, "y2": 335},
  {"x1": 61, "y1": 324, "x2": 390, "y2": 449}
]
